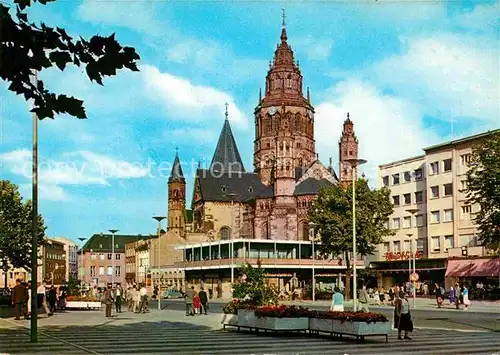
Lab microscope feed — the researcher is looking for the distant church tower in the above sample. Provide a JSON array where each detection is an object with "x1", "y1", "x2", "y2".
[
  {"x1": 338, "y1": 114, "x2": 359, "y2": 187},
  {"x1": 253, "y1": 12, "x2": 316, "y2": 187},
  {"x1": 168, "y1": 151, "x2": 186, "y2": 235}
]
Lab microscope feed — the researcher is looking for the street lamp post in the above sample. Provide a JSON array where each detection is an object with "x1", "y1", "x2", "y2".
[
  {"x1": 308, "y1": 222, "x2": 317, "y2": 303},
  {"x1": 108, "y1": 229, "x2": 119, "y2": 287},
  {"x1": 152, "y1": 216, "x2": 166, "y2": 310},
  {"x1": 78, "y1": 238, "x2": 87, "y2": 287},
  {"x1": 346, "y1": 158, "x2": 367, "y2": 312},
  {"x1": 226, "y1": 192, "x2": 238, "y2": 288},
  {"x1": 406, "y1": 207, "x2": 420, "y2": 308}
]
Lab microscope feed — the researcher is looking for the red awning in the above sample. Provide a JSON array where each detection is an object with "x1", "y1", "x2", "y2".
[{"x1": 445, "y1": 259, "x2": 500, "y2": 277}]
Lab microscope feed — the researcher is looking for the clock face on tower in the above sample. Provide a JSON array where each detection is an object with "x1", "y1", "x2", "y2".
[{"x1": 268, "y1": 106, "x2": 277, "y2": 115}]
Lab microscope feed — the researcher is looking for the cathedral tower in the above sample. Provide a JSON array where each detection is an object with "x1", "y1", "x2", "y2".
[
  {"x1": 168, "y1": 151, "x2": 186, "y2": 235},
  {"x1": 254, "y1": 15, "x2": 316, "y2": 186},
  {"x1": 338, "y1": 114, "x2": 359, "y2": 187}
]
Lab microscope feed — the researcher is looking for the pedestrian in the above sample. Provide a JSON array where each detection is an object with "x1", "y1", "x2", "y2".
[
  {"x1": 36, "y1": 282, "x2": 51, "y2": 316},
  {"x1": 330, "y1": 286, "x2": 344, "y2": 311},
  {"x1": 184, "y1": 286, "x2": 195, "y2": 316},
  {"x1": 135, "y1": 285, "x2": 142, "y2": 313},
  {"x1": 11, "y1": 279, "x2": 27, "y2": 320},
  {"x1": 138, "y1": 284, "x2": 148, "y2": 313},
  {"x1": 114, "y1": 285, "x2": 122, "y2": 313},
  {"x1": 462, "y1": 285, "x2": 471, "y2": 311},
  {"x1": 127, "y1": 287, "x2": 135, "y2": 312},
  {"x1": 394, "y1": 291, "x2": 413, "y2": 340},
  {"x1": 423, "y1": 283, "x2": 429, "y2": 298},
  {"x1": 198, "y1": 288, "x2": 208, "y2": 315},
  {"x1": 47, "y1": 286, "x2": 57, "y2": 314},
  {"x1": 358, "y1": 284, "x2": 370, "y2": 312},
  {"x1": 26, "y1": 281, "x2": 32, "y2": 319},
  {"x1": 193, "y1": 291, "x2": 201, "y2": 315},
  {"x1": 435, "y1": 283, "x2": 443, "y2": 308},
  {"x1": 449, "y1": 286, "x2": 455, "y2": 305},
  {"x1": 103, "y1": 285, "x2": 113, "y2": 318},
  {"x1": 454, "y1": 283, "x2": 461, "y2": 310}
]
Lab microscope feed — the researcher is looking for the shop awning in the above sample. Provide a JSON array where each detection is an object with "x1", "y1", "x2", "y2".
[{"x1": 445, "y1": 258, "x2": 500, "y2": 277}]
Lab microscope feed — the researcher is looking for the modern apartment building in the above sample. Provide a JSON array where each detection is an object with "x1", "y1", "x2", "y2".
[
  {"x1": 52, "y1": 237, "x2": 78, "y2": 281},
  {"x1": 373, "y1": 129, "x2": 499, "y2": 288}
]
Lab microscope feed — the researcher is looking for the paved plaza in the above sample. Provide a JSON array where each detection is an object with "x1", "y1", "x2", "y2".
[{"x1": 1, "y1": 309, "x2": 499, "y2": 355}]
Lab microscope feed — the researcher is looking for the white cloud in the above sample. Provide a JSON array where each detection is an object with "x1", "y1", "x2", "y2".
[
  {"x1": 315, "y1": 78, "x2": 441, "y2": 184},
  {"x1": 78, "y1": 151, "x2": 150, "y2": 179},
  {"x1": 166, "y1": 128, "x2": 219, "y2": 144},
  {"x1": 19, "y1": 183, "x2": 69, "y2": 202},
  {"x1": 77, "y1": 0, "x2": 161, "y2": 34},
  {"x1": 294, "y1": 36, "x2": 334, "y2": 61},
  {"x1": 141, "y1": 65, "x2": 248, "y2": 129},
  {"x1": 369, "y1": 34, "x2": 499, "y2": 123}
]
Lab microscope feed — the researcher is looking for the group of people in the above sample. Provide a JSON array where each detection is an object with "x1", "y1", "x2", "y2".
[
  {"x1": 183, "y1": 286, "x2": 209, "y2": 316},
  {"x1": 101, "y1": 284, "x2": 149, "y2": 317},
  {"x1": 10, "y1": 279, "x2": 66, "y2": 320},
  {"x1": 435, "y1": 283, "x2": 471, "y2": 310}
]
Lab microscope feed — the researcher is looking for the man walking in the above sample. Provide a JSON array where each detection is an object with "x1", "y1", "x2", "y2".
[
  {"x1": 103, "y1": 285, "x2": 113, "y2": 318},
  {"x1": 114, "y1": 285, "x2": 122, "y2": 313},
  {"x1": 36, "y1": 282, "x2": 51, "y2": 317},
  {"x1": 184, "y1": 286, "x2": 195, "y2": 316},
  {"x1": 138, "y1": 284, "x2": 148, "y2": 313},
  {"x1": 11, "y1": 279, "x2": 27, "y2": 320},
  {"x1": 199, "y1": 288, "x2": 208, "y2": 315},
  {"x1": 358, "y1": 284, "x2": 370, "y2": 312}
]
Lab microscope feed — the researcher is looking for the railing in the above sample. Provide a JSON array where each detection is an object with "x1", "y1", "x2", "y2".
[{"x1": 174, "y1": 257, "x2": 365, "y2": 269}]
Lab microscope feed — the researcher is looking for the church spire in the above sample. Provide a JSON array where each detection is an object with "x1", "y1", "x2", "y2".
[
  {"x1": 210, "y1": 105, "x2": 245, "y2": 173},
  {"x1": 280, "y1": 8, "x2": 287, "y2": 43},
  {"x1": 168, "y1": 149, "x2": 185, "y2": 183}
]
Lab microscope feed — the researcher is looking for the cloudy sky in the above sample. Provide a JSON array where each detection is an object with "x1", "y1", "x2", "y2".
[{"x1": 1, "y1": 0, "x2": 498, "y2": 243}]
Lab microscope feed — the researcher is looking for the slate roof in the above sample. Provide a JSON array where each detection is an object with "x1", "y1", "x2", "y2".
[
  {"x1": 169, "y1": 153, "x2": 185, "y2": 183},
  {"x1": 197, "y1": 169, "x2": 273, "y2": 202},
  {"x1": 294, "y1": 178, "x2": 334, "y2": 196},
  {"x1": 210, "y1": 119, "x2": 245, "y2": 173},
  {"x1": 82, "y1": 234, "x2": 146, "y2": 253}
]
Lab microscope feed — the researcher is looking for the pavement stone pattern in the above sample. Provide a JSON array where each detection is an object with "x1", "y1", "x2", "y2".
[{"x1": 1, "y1": 310, "x2": 499, "y2": 355}]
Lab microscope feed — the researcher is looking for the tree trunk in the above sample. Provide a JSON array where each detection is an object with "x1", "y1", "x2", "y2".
[{"x1": 344, "y1": 251, "x2": 351, "y2": 301}]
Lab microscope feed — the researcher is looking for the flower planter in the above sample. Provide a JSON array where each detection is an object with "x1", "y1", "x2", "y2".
[
  {"x1": 309, "y1": 318, "x2": 334, "y2": 333},
  {"x1": 221, "y1": 314, "x2": 238, "y2": 329},
  {"x1": 237, "y1": 309, "x2": 257, "y2": 328},
  {"x1": 66, "y1": 301, "x2": 102, "y2": 310},
  {"x1": 255, "y1": 316, "x2": 309, "y2": 331},
  {"x1": 331, "y1": 319, "x2": 390, "y2": 335}
]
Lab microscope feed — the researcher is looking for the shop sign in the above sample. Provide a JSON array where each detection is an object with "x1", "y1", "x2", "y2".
[{"x1": 384, "y1": 250, "x2": 422, "y2": 261}]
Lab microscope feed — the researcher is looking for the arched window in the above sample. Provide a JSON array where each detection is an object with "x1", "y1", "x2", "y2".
[
  {"x1": 262, "y1": 222, "x2": 269, "y2": 239},
  {"x1": 219, "y1": 226, "x2": 231, "y2": 240},
  {"x1": 300, "y1": 222, "x2": 309, "y2": 241}
]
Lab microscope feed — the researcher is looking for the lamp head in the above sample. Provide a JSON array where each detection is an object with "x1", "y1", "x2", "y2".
[
  {"x1": 108, "y1": 229, "x2": 119, "y2": 234},
  {"x1": 152, "y1": 216, "x2": 166, "y2": 222}
]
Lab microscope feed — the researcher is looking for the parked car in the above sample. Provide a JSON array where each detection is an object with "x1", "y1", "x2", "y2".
[{"x1": 162, "y1": 290, "x2": 183, "y2": 299}]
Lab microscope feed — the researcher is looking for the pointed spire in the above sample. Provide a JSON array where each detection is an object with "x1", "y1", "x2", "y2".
[
  {"x1": 169, "y1": 150, "x2": 185, "y2": 183},
  {"x1": 307, "y1": 87, "x2": 310, "y2": 102},
  {"x1": 259, "y1": 88, "x2": 262, "y2": 103},
  {"x1": 224, "y1": 102, "x2": 229, "y2": 121},
  {"x1": 329, "y1": 157, "x2": 333, "y2": 169},
  {"x1": 281, "y1": 8, "x2": 287, "y2": 43},
  {"x1": 210, "y1": 113, "x2": 245, "y2": 173}
]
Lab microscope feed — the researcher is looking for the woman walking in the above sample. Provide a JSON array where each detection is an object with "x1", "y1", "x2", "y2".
[
  {"x1": 330, "y1": 287, "x2": 344, "y2": 311},
  {"x1": 463, "y1": 285, "x2": 471, "y2": 311},
  {"x1": 394, "y1": 291, "x2": 413, "y2": 340},
  {"x1": 193, "y1": 291, "x2": 201, "y2": 315},
  {"x1": 449, "y1": 286, "x2": 455, "y2": 305}
]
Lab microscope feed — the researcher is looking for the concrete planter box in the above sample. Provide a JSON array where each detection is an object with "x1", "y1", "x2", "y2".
[
  {"x1": 221, "y1": 314, "x2": 238, "y2": 328},
  {"x1": 331, "y1": 319, "x2": 391, "y2": 337},
  {"x1": 255, "y1": 316, "x2": 309, "y2": 331},
  {"x1": 309, "y1": 318, "x2": 334, "y2": 333},
  {"x1": 66, "y1": 301, "x2": 101, "y2": 309},
  {"x1": 237, "y1": 309, "x2": 257, "y2": 328}
]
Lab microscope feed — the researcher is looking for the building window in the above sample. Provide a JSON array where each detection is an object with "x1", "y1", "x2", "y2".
[
  {"x1": 403, "y1": 216, "x2": 411, "y2": 229},
  {"x1": 460, "y1": 234, "x2": 477, "y2": 247},
  {"x1": 393, "y1": 241, "x2": 401, "y2": 252},
  {"x1": 99, "y1": 266, "x2": 104, "y2": 276},
  {"x1": 460, "y1": 180, "x2": 468, "y2": 191},
  {"x1": 404, "y1": 171, "x2": 411, "y2": 182},
  {"x1": 443, "y1": 159, "x2": 452, "y2": 172},
  {"x1": 90, "y1": 266, "x2": 96, "y2": 276},
  {"x1": 430, "y1": 186, "x2": 439, "y2": 199},
  {"x1": 444, "y1": 235, "x2": 454, "y2": 250},
  {"x1": 461, "y1": 205, "x2": 472, "y2": 220},
  {"x1": 383, "y1": 219, "x2": 389, "y2": 229},
  {"x1": 430, "y1": 162, "x2": 439, "y2": 175},
  {"x1": 393, "y1": 195, "x2": 400, "y2": 206},
  {"x1": 416, "y1": 214, "x2": 424, "y2": 227},
  {"x1": 382, "y1": 176, "x2": 389, "y2": 187},
  {"x1": 219, "y1": 226, "x2": 231, "y2": 240},
  {"x1": 116, "y1": 266, "x2": 121, "y2": 277},
  {"x1": 443, "y1": 183, "x2": 453, "y2": 196},
  {"x1": 115, "y1": 254, "x2": 120, "y2": 260},
  {"x1": 414, "y1": 168, "x2": 423, "y2": 181},
  {"x1": 403, "y1": 240, "x2": 411, "y2": 252},
  {"x1": 431, "y1": 237, "x2": 440, "y2": 252},
  {"x1": 221, "y1": 185, "x2": 227, "y2": 193},
  {"x1": 444, "y1": 209, "x2": 453, "y2": 222},
  {"x1": 460, "y1": 154, "x2": 471, "y2": 166},
  {"x1": 415, "y1": 191, "x2": 424, "y2": 204},
  {"x1": 99, "y1": 254, "x2": 105, "y2": 261},
  {"x1": 430, "y1": 210, "x2": 440, "y2": 224},
  {"x1": 392, "y1": 174, "x2": 400, "y2": 185},
  {"x1": 107, "y1": 254, "x2": 112, "y2": 260},
  {"x1": 392, "y1": 217, "x2": 401, "y2": 229},
  {"x1": 383, "y1": 242, "x2": 390, "y2": 253},
  {"x1": 403, "y1": 193, "x2": 411, "y2": 205}
]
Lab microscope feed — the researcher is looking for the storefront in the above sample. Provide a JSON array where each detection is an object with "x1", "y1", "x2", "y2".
[{"x1": 444, "y1": 257, "x2": 500, "y2": 291}]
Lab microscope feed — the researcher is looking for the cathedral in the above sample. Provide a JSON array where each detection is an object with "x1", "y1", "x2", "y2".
[{"x1": 166, "y1": 20, "x2": 359, "y2": 243}]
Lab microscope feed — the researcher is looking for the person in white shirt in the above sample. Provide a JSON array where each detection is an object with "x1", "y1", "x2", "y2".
[
  {"x1": 138, "y1": 285, "x2": 148, "y2": 313},
  {"x1": 36, "y1": 283, "x2": 51, "y2": 316},
  {"x1": 114, "y1": 285, "x2": 122, "y2": 313}
]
